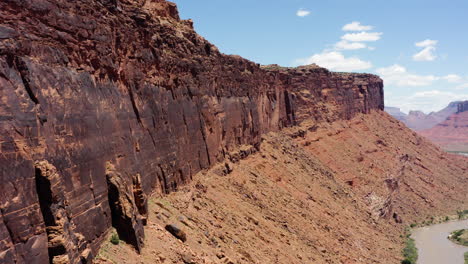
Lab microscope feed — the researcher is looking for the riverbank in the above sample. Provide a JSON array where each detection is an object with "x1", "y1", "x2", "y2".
[
  {"x1": 401, "y1": 211, "x2": 468, "y2": 264},
  {"x1": 449, "y1": 229, "x2": 468, "y2": 246},
  {"x1": 407, "y1": 210, "x2": 468, "y2": 229},
  {"x1": 448, "y1": 151, "x2": 468, "y2": 157},
  {"x1": 409, "y1": 219, "x2": 468, "y2": 264}
]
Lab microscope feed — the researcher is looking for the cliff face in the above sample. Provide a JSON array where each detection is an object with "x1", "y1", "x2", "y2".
[
  {"x1": 0, "y1": 0, "x2": 383, "y2": 263},
  {"x1": 94, "y1": 111, "x2": 467, "y2": 264},
  {"x1": 419, "y1": 101, "x2": 468, "y2": 152},
  {"x1": 263, "y1": 65, "x2": 384, "y2": 123}
]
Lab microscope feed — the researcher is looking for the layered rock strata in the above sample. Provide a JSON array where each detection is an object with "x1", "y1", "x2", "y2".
[
  {"x1": 419, "y1": 101, "x2": 468, "y2": 152},
  {"x1": 0, "y1": 0, "x2": 382, "y2": 263}
]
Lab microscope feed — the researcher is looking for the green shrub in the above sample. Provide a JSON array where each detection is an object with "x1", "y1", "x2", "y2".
[
  {"x1": 464, "y1": 251, "x2": 468, "y2": 264},
  {"x1": 456, "y1": 210, "x2": 468, "y2": 219},
  {"x1": 110, "y1": 233, "x2": 120, "y2": 245},
  {"x1": 402, "y1": 237, "x2": 418, "y2": 264},
  {"x1": 410, "y1": 223, "x2": 417, "y2": 228}
]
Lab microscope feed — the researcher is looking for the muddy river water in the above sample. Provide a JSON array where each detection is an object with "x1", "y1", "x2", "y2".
[{"x1": 412, "y1": 219, "x2": 468, "y2": 264}]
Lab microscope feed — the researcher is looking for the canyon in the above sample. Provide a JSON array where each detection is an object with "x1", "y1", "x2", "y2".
[
  {"x1": 387, "y1": 101, "x2": 468, "y2": 152},
  {"x1": 419, "y1": 101, "x2": 468, "y2": 152},
  {"x1": 385, "y1": 101, "x2": 460, "y2": 131},
  {"x1": 0, "y1": 0, "x2": 466, "y2": 264}
]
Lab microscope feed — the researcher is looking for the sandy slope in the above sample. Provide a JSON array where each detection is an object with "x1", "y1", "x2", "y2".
[{"x1": 96, "y1": 111, "x2": 467, "y2": 264}]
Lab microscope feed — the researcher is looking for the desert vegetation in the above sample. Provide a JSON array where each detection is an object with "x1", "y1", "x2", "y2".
[
  {"x1": 401, "y1": 236, "x2": 418, "y2": 264},
  {"x1": 449, "y1": 229, "x2": 468, "y2": 246}
]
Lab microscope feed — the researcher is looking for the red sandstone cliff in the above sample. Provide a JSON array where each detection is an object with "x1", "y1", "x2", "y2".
[
  {"x1": 419, "y1": 101, "x2": 468, "y2": 152},
  {"x1": 0, "y1": 1, "x2": 385, "y2": 263}
]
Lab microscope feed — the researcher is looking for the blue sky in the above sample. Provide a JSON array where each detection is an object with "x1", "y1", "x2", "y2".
[{"x1": 172, "y1": 0, "x2": 468, "y2": 113}]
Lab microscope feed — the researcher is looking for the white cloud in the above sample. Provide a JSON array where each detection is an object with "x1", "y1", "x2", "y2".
[
  {"x1": 386, "y1": 90, "x2": 468, "y2": 113},
  {"x1": 376, "y1": 64, "x2": 438, "y2": 87},
  {"x1": 296, "y1": 8, "x2": 311, "y2": 17},
  {"x1": 341, "y1": 32, "x2": 383, "y2": 42},
  {"x1": 442, "y1": 74, "x2": 462, "y2": 83},
  {"x1": 334, "y1": 40, "x2": 367, "y2": 50},
  {"x1": 415, "y1": 39, "x2": 438, "y2": 48},
  {"x1": 455, "y1": 83, "x2": 468, "y2": 90},
  {"x1": 413, "y1": 46, "x2": 437, "y2": 61},
  {"x1": 413, "y1": 39, "x2": 437, "y2": 61},
  {"x1": 295, "y1": 51, "x2": 372, "y2": 72},
  {"x1": 342, "y1": 22, "x2": 374, "y2": 31}
]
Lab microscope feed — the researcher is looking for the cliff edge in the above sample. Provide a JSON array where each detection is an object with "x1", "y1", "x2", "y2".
[{"x1": 0, "y1": 0, "x2": 384, "y2": 263}]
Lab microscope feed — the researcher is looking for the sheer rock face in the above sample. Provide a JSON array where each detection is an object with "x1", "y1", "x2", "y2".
[
  {"x1": 262, "y1": 65, "x2": 384, "y2": 123},
  {"x1": 457, "y1": 101, "x2": 468, "y2": 113},
  {"x1": 0, "y1": 0, "x2": 383, "y2": 262}
]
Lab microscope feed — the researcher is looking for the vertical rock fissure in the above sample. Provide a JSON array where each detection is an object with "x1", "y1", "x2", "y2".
[
  {"x1": 105, "y1": 163, "x2": 144, "y2": 252},
  {"x1": 35, "y1": 167, "x2": 65, "y2": 263},
  {"x1": 34, "y1": 161, "x2": 91, "y2": 264},
  {"x1": 284, "y1": 91, "x2": 296, "y2": 125},
  {"x1": 132, "y1": 174, "x2": 148, "y2": 225},
  {"x1": 127, "y1": 87, "x2": 142, "y2": 124},
  {"x1": 197, "y1": 109, "x2": 212, "y2": 166},
  {"x1": 14, "y1": 57, "x2": 40, "y2": 105},
  {"x1": 158, "y1": 165, "x2": 169, "y2": 194}
]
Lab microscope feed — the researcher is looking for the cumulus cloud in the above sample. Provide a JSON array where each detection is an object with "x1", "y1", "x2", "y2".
[
  {"x1": 376, "y1": 64, "x2": 438, "y2": 86},
  {"x1": 334, "y1": 40, "x2": 367, "y2": 50},
  {"x1": 413, "y1": 39, "x2": 437, "y2": 61},
  {"x1": 296, "y1": 8, "x2": 311, "y2": 17},
  {"x1": 386, "y1": 90, "x2": 468, "y2": 113},
  {"x1": 342, "y1": 21, "x2": 373, "y2": 31},
  {"x1": 442, "y1": 74, "x2": 462, "y2": 83},
  {"x1": 413, "y1": 47, "x2": 437, "y2": 61},
  {"x1": 295, "y1": 51, "x2": 372, "y2": 72},
  {"x1": 341, "y1": 32, "x2": 383, "y2": 42},
  {"x1": 415, "y1": 39, "x2": 438, "y2": 47}
]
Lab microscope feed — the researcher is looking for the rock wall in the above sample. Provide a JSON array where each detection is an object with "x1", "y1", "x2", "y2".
[
  {"x1": 263, "y1": 64, "x2": 384, "y2": 123},
  {"x1": 0, "y1": 0, "x2": 383, "y2": 263},
  {"x1": 457, "y1": 101, "x2": 468, "y2": 113}
]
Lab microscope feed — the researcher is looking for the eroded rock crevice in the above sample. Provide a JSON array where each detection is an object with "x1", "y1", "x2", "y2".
[
  {"x1": 105, "y1": 162, "x2": 145, "y2": 252},
  {"x1": 35, "y1": 161, "x2": 92, "y2": 264},
  {"x1": 13, "y1": 57, "x2": 40, "y2": 105}
]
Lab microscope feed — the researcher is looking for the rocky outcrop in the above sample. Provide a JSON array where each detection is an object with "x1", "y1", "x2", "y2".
[
  {"x1": 0, "y1": 0, "x2": 383, "y2": 263},
  {"x1": 457, "y1": 101, "x2": 468, "y2": 113},
  {"x1": 263, "y1": 64, "x2": 384, "y2": 123}
]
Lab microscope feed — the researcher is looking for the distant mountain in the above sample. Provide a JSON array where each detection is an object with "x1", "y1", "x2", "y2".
[
  {"x1": 385, "y1": 101, "x2": 461, "y2": 131},
  {"x1": 419, "y1": 101, "x2": 468, "y2": 152},
  {"x1": 384, "y1": 107, "x2": 406, "y2": 121}
]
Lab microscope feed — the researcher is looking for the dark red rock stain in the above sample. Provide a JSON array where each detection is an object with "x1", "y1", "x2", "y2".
[{"x1": 0, "y1": 0, "x2": 383, "y2": 263}]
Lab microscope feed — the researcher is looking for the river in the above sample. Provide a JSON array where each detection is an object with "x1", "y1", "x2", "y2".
[{"x1": 412, "y1": 219, "x2": 468, "y2": 264}]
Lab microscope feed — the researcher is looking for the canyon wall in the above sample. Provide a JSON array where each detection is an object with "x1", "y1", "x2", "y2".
[
  {"x1": 419, "y1": 101, "x2": 468, "y2": 152},
  {"x1": 0, "y1": 0, "x2": 382, "y2": 263}
]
